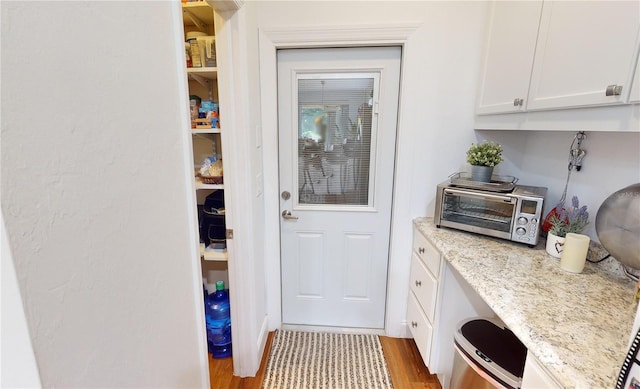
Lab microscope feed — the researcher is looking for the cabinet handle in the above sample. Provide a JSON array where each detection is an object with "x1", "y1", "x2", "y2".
[
  {"x1": 513, "y1": 98, "x2": 524, "y2": 107},
  {"x1": 605, "y1": 85, "x2": 623, "y2": 96},
  {"x1": 418, "y1": 247, "x2": 425, "y2": 254},
  {"x1": 415, "y1": 280, "x2": 422, "y2": 287},
  {"x1": 411, "y1": 321, "x2": 418, "y2": 328}
]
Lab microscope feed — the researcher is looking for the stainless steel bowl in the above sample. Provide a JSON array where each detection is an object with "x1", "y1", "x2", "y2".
[{"x1": 596, "y1": 183, "x2": 640, "y2": 271}]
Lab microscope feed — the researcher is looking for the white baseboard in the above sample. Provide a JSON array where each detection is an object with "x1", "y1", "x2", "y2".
[
  {"x1": 256, "y1": 315, "x2": 269, "y2": 364},
  {"x1": 399, "y1": 320, "x2": 412, "y2": 338},
  {"x1": 438, "y1": 372, "x2": 449, "y2": 389}
]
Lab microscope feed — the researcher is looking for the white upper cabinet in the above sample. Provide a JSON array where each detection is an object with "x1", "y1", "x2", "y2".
[
  {"x1": 630, "y1": 52, "x2": 640, "y2": 103},
  {"x1": 527, "y1": 1, "x2": 640, "y2": 111},
  {"x1": 476, "y1": 1, "x2": 543, "y2": 115}
]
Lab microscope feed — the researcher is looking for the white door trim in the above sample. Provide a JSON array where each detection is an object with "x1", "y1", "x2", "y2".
[{"x1": 259, "y1": 23, "x2": 421, "y2": 335}]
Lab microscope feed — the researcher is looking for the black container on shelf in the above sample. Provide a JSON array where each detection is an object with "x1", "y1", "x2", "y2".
[{"x1": 198, "y1": 190, "x2": 226, "y2": 247}]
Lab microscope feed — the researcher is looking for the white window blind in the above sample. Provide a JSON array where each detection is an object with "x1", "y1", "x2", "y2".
[{"x1": 297, "y1": 76, "x2": 376, "y2": 206}]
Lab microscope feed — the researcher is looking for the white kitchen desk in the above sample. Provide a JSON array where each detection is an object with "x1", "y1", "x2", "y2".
[{"x1": 414, "y1": 217, "x2": 636, "y2": 388}]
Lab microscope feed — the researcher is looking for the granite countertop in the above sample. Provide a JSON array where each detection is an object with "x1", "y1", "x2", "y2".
[{"x1": 414, "y1": 217, "x2": 637, "y2": 388}]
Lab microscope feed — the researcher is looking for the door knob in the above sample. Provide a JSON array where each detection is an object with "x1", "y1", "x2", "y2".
[{"x1": 282, "y1": 210, "x2": 299, "y2": 220}]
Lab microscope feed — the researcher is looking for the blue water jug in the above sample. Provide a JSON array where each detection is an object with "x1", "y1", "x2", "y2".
[{"x1": 206, "y1": 281, "x2": 232, "y2": 358}]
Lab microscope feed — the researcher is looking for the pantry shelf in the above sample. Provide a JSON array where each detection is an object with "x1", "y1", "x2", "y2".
[
  {"x1": 200, "y1": 245, "x2": 228, "y2": 261},
  {"x1": 187, "y1": 67, "x2": 218, "y2": 88},
  {"x1": 187, "y1": 67, "x2": 218, "y2": 79},
  {"x1": 192, "y1": 128, "x2": 221, "y2": 135},
  {"x1": 195, "y1": 179, "x2": 224, "y2": 190},
  {"x1": 182, "y1": 2, "x2": 214, "y2": 27}
]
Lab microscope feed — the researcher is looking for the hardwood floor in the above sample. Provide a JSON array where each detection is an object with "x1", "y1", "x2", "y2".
[
  {"x1": 379, "y1": 336, "x2": 442, "y2": 389},
  {"x1": 208, "y1": 332, "x2": 441, "y2": 389},
  {"x1": 207, "y1": 331, "x2": 274, "y2": 389}
]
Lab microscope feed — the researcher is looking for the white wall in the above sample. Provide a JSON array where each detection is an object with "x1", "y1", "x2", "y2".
[
  {"x1": 479, "y1": 130, "x2": 640, "y2": 240},
  {"x1": 253, "y1": 1, "x2": 490, "y2": 337},
  {"x1": 1, "y1": 2, "x2": 208, "y2": 387}
]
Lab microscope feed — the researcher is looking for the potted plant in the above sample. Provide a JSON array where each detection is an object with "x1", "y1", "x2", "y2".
[
  {"x1": 466, "y1": 141, "x2": 504, "y2": 182},
  {"x1": 546, "y1": 196, "x2": 589, "y2": 258}
]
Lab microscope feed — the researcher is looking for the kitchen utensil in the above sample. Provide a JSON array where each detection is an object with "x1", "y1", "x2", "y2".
[
  {"x1": 542, "y1": 131, "x2": 587, "y2": 232},
  {"x1": 596, "y1": 183, "x2": 640, "y2": 278}
]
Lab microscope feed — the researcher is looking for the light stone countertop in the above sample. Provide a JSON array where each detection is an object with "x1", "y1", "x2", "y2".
[{"x1": 414, "y1": 217, "x2": 637, "y2": 389}]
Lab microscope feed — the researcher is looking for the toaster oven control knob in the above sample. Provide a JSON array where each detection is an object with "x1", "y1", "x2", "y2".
[
  {"x1": 517, "y1": 216, "x2": 528, "y2": 225},
  {"x1": 516, "y1": 227, "x2": 527, "y2": 236}
]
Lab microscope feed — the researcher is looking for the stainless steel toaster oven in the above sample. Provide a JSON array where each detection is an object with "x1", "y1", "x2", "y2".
[{"x1": 434, "y1": 181, "x2": 547, "y2": 246}]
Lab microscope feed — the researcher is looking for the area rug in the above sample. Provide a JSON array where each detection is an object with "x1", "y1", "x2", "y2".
[{"x1": 262, "y1": 330, "x2": 393, "y2": 389}]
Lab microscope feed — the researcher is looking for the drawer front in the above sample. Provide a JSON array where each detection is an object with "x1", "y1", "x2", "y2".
[
  {"x1": 409, "y1": 253, "x2": 439, "y2": 323},
  {"x1": 413, "y1": 229, "x2": 441, "y2": 277},
  {"x1": 407, "y1": 291, "x2": 434, "y2": 368}
]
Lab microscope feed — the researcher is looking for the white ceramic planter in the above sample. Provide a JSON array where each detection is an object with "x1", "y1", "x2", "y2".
[{"x1": 546, "y1": 233, "x2": 565, "y2": 259}]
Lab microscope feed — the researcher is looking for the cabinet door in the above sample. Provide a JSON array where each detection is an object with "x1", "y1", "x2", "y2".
[
  {"x1": 406, "y1": 291, "x2": 434, "y2": 369},
  {"x1": 475, "y1": 1, "x2": 543, "y2": 115},
  {"x1": 413, "y1": 229, "x2": 441, "y2": 277},
  {"x1": 527, "y1": 1, "x2": 640, "y2": 111},
  {"x1": 409, "y1": 253, "x2": 439, "y2": 323},
  {"x1": 521, "y1": 353, "x2": 562, "y2": 389}
]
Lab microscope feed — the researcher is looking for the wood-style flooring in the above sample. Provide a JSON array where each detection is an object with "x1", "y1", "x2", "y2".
[{"x1": 208, "y1": 332, "x2": 442, "y2": 389}]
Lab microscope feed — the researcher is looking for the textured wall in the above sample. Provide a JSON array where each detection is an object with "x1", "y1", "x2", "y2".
[{"x1": 1, "y1": 2, "x2": 207, "y2": 387}]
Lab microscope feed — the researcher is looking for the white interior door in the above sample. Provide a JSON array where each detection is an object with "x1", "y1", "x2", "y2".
[{"x1": 277, "y1": 47, "x2": 401, "y2": 329}]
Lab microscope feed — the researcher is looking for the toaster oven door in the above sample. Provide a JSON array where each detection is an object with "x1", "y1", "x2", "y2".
[{"x1": 439, "y1": 188, "x2": 517, "y2": 239}]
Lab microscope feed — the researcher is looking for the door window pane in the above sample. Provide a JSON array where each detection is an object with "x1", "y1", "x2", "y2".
[{"x1": 297, "y1": 76, "x2": 375, "y2": 206}]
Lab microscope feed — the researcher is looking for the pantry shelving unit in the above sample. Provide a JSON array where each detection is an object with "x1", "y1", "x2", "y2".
[
  {"x1": 182, "y1": 0, "x2": 228, "y2": 243},
  {"x1": 181, "y1": 1, "x2": 231, "y2": 375}
]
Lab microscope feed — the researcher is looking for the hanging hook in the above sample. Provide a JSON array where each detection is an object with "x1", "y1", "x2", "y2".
[{"x1": 568, "y1": 131, "x2": 587, "y2": 172}]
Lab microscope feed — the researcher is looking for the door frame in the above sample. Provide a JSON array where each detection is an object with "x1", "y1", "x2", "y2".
[{"x1": 259, "y1": 23, "x2": 420, "y2": 336}]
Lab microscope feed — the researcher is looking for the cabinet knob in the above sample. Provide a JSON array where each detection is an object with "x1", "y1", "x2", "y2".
[
  {"x1": 605, "y1": 84, "x2": 623, "y2": 96},
  {"x1": 513, "y1": 98, "x2": 524, "y2": 107},
  {"x1": 415, "y1": 280, "x2": 422, "y2": 287},
  {"x1": 411, "y1": 321, "x2": 418, "y2": 328},
  {"x1": 418, "y1": 247, "x2": 425, "y2": 254}
]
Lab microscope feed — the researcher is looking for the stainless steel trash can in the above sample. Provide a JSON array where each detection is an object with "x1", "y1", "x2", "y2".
[{"x1": 450, "y1": 318, "x2": 527, "y2": 389}]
